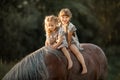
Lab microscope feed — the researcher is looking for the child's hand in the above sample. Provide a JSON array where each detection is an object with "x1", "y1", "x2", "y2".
[
  {"x1": 51, "y1": 45, "x2": 57, "y2": 49},
  {"x1": 68, "y1": 41, "x2": 71, "y2": 47}
]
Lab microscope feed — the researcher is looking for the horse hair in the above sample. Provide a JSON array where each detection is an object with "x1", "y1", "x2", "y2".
[
  {"x1": 2, "y1": 46, "x2": 54, "y2": 80},
  {"x1": 2, "y1": 44, "x2": 108, "y2": 80}
]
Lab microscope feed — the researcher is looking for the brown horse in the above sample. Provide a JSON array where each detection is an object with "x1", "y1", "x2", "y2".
[{"x1": 2, "y1": 43, "x2": 108, "y2": 80}]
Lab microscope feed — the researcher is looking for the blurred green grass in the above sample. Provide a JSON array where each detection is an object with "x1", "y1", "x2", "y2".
[{"x1": 0, "y1": 61, "x2": 15, "y2": 80}]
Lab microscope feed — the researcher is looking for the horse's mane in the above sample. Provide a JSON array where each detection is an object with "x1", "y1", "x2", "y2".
[
  {"x1": 2, "y1": 46, "x2": 56, "y2": 80},
  {"x1": 2, "y1": 44, "x2": 108, "y2": 80}
]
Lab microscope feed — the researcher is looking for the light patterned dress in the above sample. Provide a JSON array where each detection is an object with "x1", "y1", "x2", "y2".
[
  {"x1": 64, "y1": 22, "x2": 81, "y2": 50},
  {"x1": 46, "y1": 27, "x2": 68, "y2": 49}
]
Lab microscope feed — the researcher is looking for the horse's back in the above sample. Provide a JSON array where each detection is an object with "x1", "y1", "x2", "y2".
[
  {"x1": 74, "y1": 43, "x2": 108, "y2": 80},
  {"x1": 3, "y1": 44, "x2": 107, "y2": 80},
  {"x1": 45, "y1": 43, "x2": 108, "y2": 80}
]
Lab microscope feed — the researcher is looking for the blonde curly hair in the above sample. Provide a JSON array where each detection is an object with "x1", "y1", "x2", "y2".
[{"x1": 44, "y1": 15, "x2": 59, "y2": 37}]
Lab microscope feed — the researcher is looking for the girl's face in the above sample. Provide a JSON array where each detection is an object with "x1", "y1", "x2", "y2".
[
  {"x1": 60, "y1": 16, "x2": 70, "y2": 25},
  {"x1": 46, "y1": 21, "x2": 56, "y2": 32}
]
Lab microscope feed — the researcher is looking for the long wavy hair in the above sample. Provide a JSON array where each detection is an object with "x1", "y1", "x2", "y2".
[{"x1": 44, "y1": 15, "x2": 59, "y2": 37}]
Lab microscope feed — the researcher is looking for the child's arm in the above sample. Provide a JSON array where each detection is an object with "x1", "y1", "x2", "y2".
[
  {"x1": 68, "y1": 31, "x2": 73, "y2": 46},
  {"x1": 52, "y1": 36, "x2": 63, "y2": 49},
  {"x1": 45, "y1": 34, "x2": 51, "y2": 46},
  {"x1": 52, "y1": 27, "x2": 64, "y2": 49},
  {"x1": 45, "y1": 40, "x2": 49, "y2": 46},
  {"x1": 68, "y1": 23, "x2": 77, "y2": 46}
]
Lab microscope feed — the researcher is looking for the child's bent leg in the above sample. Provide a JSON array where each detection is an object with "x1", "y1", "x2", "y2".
[
  {"x1": 61, "y1": 47, "x2": 73, "y2": 69},
  {"x1": 70, "y1": 44, "x2": 87, "y2": 74}
]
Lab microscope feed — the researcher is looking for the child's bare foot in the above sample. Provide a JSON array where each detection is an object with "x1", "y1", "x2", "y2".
[
  {"x1": 81, "y1": 67, "x2": 87, "y2": 74},
  {"x1": 68, "y1": 60, "x2": 73, "y2": 69}
]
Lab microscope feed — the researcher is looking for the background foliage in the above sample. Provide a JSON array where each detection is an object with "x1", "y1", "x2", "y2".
[{"x1": 0, "y1": 0, "x2": 120, "y2": 80}]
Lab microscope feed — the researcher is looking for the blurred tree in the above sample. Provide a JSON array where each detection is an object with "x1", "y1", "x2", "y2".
[
  {"x1": 0, "y1": 0, "x2": 120, "y2": 62},
  {"x1": 93, "y1": 0, "x2": 120, "y2": 46}
]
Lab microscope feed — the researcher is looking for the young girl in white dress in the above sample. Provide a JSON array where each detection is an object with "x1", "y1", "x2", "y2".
[
  {"x1": 58, "y1": 8, "x2": 87, "y2": 74},
  {"x1": 44, "y1": 15, "x2": 73, "y2": 69}
]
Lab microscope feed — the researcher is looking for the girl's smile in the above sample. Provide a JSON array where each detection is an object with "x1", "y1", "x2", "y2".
[{"x1": 60, "y1": 16, "x2": 70, "y2": 25}]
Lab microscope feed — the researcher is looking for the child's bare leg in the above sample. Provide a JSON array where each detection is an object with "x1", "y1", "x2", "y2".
[
  {"x1": 70, "y1": 44, "x2": 87, "y2": 74},
  {"x1": 61, "y1": 47, "x2": 73, "y2": 69}
]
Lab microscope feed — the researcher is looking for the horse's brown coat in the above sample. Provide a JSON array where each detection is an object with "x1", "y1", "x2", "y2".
[{"x1": 45, "y1": 43, "x2": 108, "y2": 80}]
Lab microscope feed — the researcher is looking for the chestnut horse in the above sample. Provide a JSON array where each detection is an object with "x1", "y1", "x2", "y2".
[{"x1": 2, "y1": 43, "x2": 108, "y2": 80}]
